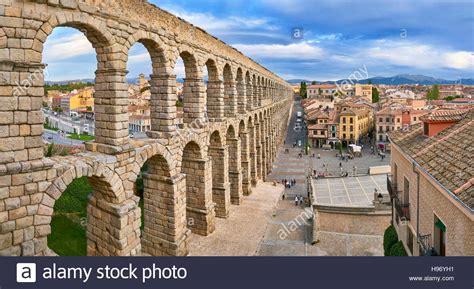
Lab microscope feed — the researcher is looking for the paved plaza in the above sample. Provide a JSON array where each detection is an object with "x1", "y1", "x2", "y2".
[{"x1": 312, "y1": 175, "x2": 389, "y2": 207}]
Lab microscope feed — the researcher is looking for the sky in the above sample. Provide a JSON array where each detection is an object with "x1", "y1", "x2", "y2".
[{"x1": 43, "y1": 0, "x2": 474, "y2": 82}]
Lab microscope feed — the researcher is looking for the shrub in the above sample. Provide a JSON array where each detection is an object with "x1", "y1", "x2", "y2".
[
  {"x1": 389, "y1": 241, "x2": 408, "y2": 256},
  {"x1": 383, "y1": 225, "x2": 398, "y2": 256}
]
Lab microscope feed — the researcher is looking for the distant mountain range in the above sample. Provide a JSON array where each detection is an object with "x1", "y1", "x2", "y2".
[
  {"x1": 45, "y1": 74, "x2": 474, "y2": 86},
  {"x1": 287, "y1": 74, "x2": 474, "y2": 85}
]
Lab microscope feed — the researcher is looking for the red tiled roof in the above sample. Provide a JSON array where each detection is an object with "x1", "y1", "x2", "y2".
[{"x1": 420, "y1": 109, "x2": 469, "y2": 123}]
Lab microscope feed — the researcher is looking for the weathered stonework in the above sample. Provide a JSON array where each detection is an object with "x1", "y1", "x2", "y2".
[{"x1": 0, "y1": 0, "x2": 293, "y2": 256}]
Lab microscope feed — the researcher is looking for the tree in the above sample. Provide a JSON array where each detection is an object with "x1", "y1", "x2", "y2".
[
  {"x1": 427, "y1": 84, "x2": 440, "y2": 100},
  {"x1": 372, "y1": 86, "x2": 380, "y2": 103},
  {"x1": 299, "y1": 82, "x2": 307, "y2": 98},
  {"x1": 318, "y1": 88, "x2": 322, "y2": 95},
  {"x1": 86, "y1": 106, "x2": 93, "y2": 111},
  {"x1": 311, "y1": 81, "x2": 317, "y2": 85},
  {"x1": 367, "y1": 79, "x2": 373, "y2": 85}
]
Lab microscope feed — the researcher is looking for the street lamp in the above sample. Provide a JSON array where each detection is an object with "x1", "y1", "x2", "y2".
[{"x1": 375, "y1": 188, "x2": 383, "y2": 204}]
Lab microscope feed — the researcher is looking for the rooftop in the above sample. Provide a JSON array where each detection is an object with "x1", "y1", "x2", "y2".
[{"x1": 389, "y1": 109, "x2": 474, "y2": 210}]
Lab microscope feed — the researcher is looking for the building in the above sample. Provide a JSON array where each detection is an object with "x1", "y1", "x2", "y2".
[
  {"x1": 60, "y1": 88, "x2": 94, "y2": 116},
  {"x1": 355, "y1": 84, "x2": 373, "y2": 101},
  {"x1": 338, "y1": 107, "x2": 370, "y2": 145},
  {"x1": 307, "y1": 110, "x2": 339, "y2": 149},
  {"x1": 307, "y1": 84, "x2": 337, "y2": 100},
  {"x1": 388, "y1": 109, "x2": 473, "y2": 256},
  {"x1": 375, "y1": 108, "x2": 430, "y2": 144}
]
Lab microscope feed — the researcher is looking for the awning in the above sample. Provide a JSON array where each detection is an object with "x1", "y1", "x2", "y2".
[{"x1": 435, "y1": 220, "x2": 446, "y2": 232}]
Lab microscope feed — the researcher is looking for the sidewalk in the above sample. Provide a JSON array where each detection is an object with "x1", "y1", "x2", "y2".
[{"x1": 187, "y1": 182, "x2": 283, "y2": 256}]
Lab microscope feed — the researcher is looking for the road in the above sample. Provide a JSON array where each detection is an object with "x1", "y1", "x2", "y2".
[{"x1": 43, "y1": 129, "x2": 85, "y2": 146}]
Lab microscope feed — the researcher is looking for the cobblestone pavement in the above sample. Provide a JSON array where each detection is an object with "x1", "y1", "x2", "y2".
[{"x1": 187, "y1": 182, "x2": 284, "y2": 256}]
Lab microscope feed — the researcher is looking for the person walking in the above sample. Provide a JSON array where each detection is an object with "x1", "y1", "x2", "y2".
[
  {"x1": 294, "y1": 196, "x2": 299, "y2": 206},
  {"x1": 299, "y1": 195, "x2": 304, "y2": 206}
]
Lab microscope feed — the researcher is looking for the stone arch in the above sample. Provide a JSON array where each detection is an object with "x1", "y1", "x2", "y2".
[
  {"x1": 208, "y1": 130, "x2": 230, "y2": 218},
  {"x1": 236, "y1": 67, "x2": 246, "y2": 114},
  {"x1": 226, "y1": 124, "x2": 243, "y2": 204},
  {"x1": 239, "y1": 119, "x2": 251, "y2": 195},
  {"x1": 252, "y1": 74, "x2": 259, "y2": 108},
  {"x1": 181, "y1": 141, "x2": 215, "y2": 235},
  {"x1": 175, "y1": 48, "x2": 205, "y2": 124},
  {"x1": 125, "y1": 32, "x2": 170, "y2": 75},
  {"x1": 40, "y1": 158, "x2": 137, "y2": 256},
  {"x1": 34, "y1": 13, "x2": 114, "y2": 65},
  {"x1": 245, "y1": 71, "x2": 253, "y2": 111},
  {"x1": 204, "y1": 58, "x2": 224, "y2": 119},
  {"x1": 34, "y1": 14, "x2": 130, "y2": 151},
  {"x1": 223, "y1": 63, "x2": 237, "y2": 116}
]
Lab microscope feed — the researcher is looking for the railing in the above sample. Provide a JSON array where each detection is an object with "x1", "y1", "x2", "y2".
[
  {"x1": 394, "y1": 196, "x2": 410, "y2": 221},
  {"x1": 418, "y1": 234, "x2": 437, "y2": 256}
]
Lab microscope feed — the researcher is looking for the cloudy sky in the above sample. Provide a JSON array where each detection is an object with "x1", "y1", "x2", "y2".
[{"x1": 43, "y1": 0, "x2": 474, "y2": 81}]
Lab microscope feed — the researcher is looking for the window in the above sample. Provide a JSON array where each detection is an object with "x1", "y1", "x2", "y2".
[
  {"x1": 342, "y1": 133, "x2": 346, "y2": 139},
  {"x1": 433, "y1": 215, "x2": 446, "y2": 256},
  {"x1": 379, "y1": 117, "x2": 383, "y2": 123},
  {"x1": 342, "y1": 125, "x2": 346, "y2": 131},
  {"x1": 397, "y1": 118, "x2": 401, "y2": 123},
  {"x1": 320, "y1": 131, "x2": 325, "y2": 135},
  {"x1": 379, "y1": 126, "x2": 383, "y2": 133},
  {"x1": 350, "y1": 126, "x2": 354, "y2": 132},
  {"x1": 350, "y1": 118, "x2": 354, "y2": 124},
  {"x1": 313, "y1": 131, "x2": 317, "y2": 135},
  {"x1": 386, "y1": 118, "x2": 390, "y2": 122},
  {"x1": 414, "y1": 117, "x2": 417, "y2": 121},
  {"x1": 379, "y1": 135, "x2": 383, "y2": 141},
  {"x1": 386, "y1": 126, "x2": 390, "y2": 131},
  {"x1": 342, "y1": 117, "x2": 346, "y2": 123},
  {"x1": 350, "y1": 134, "x2": 354, "y2": 140}
]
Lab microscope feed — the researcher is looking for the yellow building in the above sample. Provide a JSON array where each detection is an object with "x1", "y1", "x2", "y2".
[
  {"x1": 60, "y1": 88, "x2": 94, "y2": 115},
  {"x1": 339, "y1": 107, "x2": 370, "y2": 144},
  {"x1": 355, "y1": 84, "x2": 373, "y2": 101}
]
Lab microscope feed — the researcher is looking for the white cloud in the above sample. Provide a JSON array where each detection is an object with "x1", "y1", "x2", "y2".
[
  {"x1": 232, "y1": 41, "x2": 324, "y2": 60},
  {"x1": 43, "y1": 33, "x2": 94, "y2": 61},
  {"x1": 365, "y1": 40, "x2": 474, "y2": 70},
  {"x1": 163, "y1": 6, "x2": 277, "y2": 33}
]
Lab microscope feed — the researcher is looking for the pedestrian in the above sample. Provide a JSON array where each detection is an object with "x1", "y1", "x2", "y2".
[
  {"x1": 339, "y1": 162, "x2": 342, "y2": 168},
  {"x1": 317, "y1": 153, "x2": 321, "y2": 159},
  {"x1": 294, "y1": 196, "x2": 298, "y2": 206},
  {"x1": 299, "y1": 195, "x2": 303, "y2": 205},
  {"x1": 282, "y1": 193, "x2": 285, "y2": 200}
]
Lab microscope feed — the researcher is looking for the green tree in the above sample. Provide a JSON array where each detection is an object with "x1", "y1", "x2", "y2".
[
  {"x1": 299, "y1": 82, "x2": 307, "y2": 98},
  {"x1": 86, "y1": 106, "x2": 93, "y2": 111},
  {"x1": 372, "y1": 86, "x2": 380, "y2": 103},
  {"x1": 383, "y1": 225, "x2": 398, "y2": 256},
  {"x1": 311, "y1": 81, "x2": 317, "y2": 85},
  {"x1": 427, "y1": 85, "x2": 440, "y2": 100}
]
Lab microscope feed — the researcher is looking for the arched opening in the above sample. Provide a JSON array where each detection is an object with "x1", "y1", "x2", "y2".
[
  {"x1": 239, "y1": 120, "x2": 251, "y2": 196},
  {"x1": 226, "y1": 125, "x2": 243, "y2": 205},
  {"x1": 48, "y1": 176, "x2": 92, "y2": 256},
  {"x1": 176, "y1": 52, "x2": 205, "y2": 126},
  {"x1": 41, "y1": 27, "x2": 98, "y2": 155},
  {"x1": 236, "y1": 68, "x2": 246, "y2": 114},
  {"x1": 182, "y1": 142, "x2": 215, "y2": 235},
  {"x1": 253, "y1": 75, "x2": 259, "y2": 108},
  {"x1": 208, "y1": 131, "x2": 230, "y2": 218},
  {"x1": 136, "y1": 152, "x2": 188, "y2": 256},
  {"x1": 223, "y1": 64, "x2": 237, "y2": 117},
  {"x1": 245, "y1": 72, "x2": 253, "y2": 111},
  {"x1": 126, "y1": 42, "x2": 154, "y2": 137},
  {"x1": 248, "y1": 116, "x2": 258, "y2": 186},
  {"x1": 204, "y1": 59, "x2": 223, "y2": 120}
]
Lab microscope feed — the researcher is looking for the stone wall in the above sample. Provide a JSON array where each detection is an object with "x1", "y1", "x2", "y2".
[{"x1": 0, "y1": 0, "x2": 294, "y2": 256}]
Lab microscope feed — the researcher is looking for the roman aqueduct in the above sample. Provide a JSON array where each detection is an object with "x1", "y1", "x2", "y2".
[{"x1": 0, "y1": 0, "x2": 293, "y2": 256}]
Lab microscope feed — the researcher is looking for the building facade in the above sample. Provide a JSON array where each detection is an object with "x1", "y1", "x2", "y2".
[{"x1": 388, "y1": 109, "x2": 473, "y2": 256}]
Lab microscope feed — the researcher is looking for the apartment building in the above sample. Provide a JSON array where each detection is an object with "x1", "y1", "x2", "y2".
[
  {"x1": 375, "y1": 108, "x2": 430, "y2": 144},
  {"x1": 339, "y1": 108, "x2": 370, "y2": 145},
  {"x1": 388, "y1": 109, "x2": 473, "y2": 256}
]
